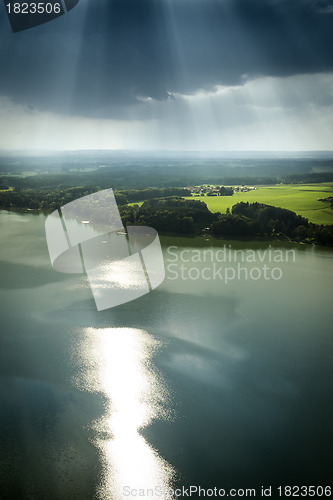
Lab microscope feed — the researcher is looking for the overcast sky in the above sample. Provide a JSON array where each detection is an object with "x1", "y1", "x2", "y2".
[{"x1": 1, "y1": 0, "x2": 333, "y2": 151}]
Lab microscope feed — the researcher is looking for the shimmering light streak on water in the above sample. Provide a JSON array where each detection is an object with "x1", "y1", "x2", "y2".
[
  {"x1": 73, "y1": 328, "x2": 175, "y2": 499},
  {"x1": 101, "y1": 258, "x2": 147, "y2": 291}
]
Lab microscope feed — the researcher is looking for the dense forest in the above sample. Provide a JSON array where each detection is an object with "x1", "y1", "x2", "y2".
[{"x1": 120, "y1": 197, "x2": 215, "y2": 234}]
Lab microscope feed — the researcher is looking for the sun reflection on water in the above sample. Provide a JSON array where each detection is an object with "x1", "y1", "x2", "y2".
[{"x1": 73, "y1": 328, "x2": 175, "y2": 499}]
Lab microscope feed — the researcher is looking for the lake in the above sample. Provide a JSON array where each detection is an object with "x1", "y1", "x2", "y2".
[{"x1": 0, "y1": 211, "x2": 332, "y2": 499}]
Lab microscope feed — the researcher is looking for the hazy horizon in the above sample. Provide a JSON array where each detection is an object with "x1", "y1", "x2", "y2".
[{"x1": 1, "y1": 149, "x2": 333, "y2": 156}]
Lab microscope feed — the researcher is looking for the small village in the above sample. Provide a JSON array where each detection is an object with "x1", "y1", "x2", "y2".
[{"x1": 186, "y1": 184, "x2": 257, "y2": 196}]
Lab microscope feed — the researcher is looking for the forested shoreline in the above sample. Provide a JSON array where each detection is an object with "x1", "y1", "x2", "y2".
[
  {"x1": 119, "y1": 198, "x2": 333, "y2": 245},
  {"x1": 0, "y1": 185, "x2": 332, "y2": 245}
]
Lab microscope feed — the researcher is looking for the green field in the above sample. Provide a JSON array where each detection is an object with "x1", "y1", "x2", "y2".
[
  {"x1": 190, "y1": 184, "x2": 333, "y2": 225},
  {"x1": 130, "y1": 183, "x2": 333, "y2": 225}
]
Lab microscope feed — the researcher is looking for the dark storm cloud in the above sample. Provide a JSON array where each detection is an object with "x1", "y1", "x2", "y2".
[{"x1": 1, "y1": 0, "x2": 333, "y2": 118}]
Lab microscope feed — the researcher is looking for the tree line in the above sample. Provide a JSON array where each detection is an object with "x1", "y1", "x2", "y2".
[
  {"x1": 0, "y1": 186, "x2": 191, "y2": 211},
  {"x1": 211, "y1": 202, "x2": 333, "y2": 245}
]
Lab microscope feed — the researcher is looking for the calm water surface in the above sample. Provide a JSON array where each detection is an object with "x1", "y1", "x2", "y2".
[{"x1": 0, "y1": 211, "x2": 332, "y2": 499}]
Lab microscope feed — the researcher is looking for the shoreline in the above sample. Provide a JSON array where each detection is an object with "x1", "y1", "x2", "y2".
[{"x1": 2, "y1": 208, "x2": 332, "y2": 248}]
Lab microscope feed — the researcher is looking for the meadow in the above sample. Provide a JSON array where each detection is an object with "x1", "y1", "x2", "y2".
[{"x1": 188, "y1": 183, "x2": 333, "y2": 225}]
